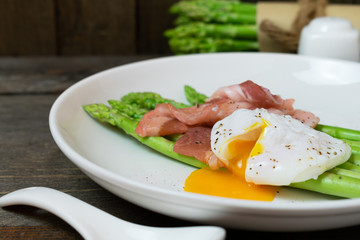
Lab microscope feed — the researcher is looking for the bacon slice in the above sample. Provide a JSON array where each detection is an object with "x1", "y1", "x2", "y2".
[
  {"x1": 135, "y1": 104, "x2": 188, "y2": 137},
  {"x1": 170, "y1": 98, "x2": 253, "y2": 126},
  {"x1": 209, "y1": 80, "x2": 319, "y2": 127},
  {"x1": 210, "y1": 80, "x2": 295, "y2": 114},
  {"x1": 291, "y1": 109, "x2": 320, "y2": 128},
  {"x1": 173, "y1": 126, "x2": 224, "y2": 169}
]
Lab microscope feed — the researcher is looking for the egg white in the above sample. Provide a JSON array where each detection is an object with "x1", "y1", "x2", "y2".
[{"x1": 211, "y1": 108, "x2": 352, "y2": 186}]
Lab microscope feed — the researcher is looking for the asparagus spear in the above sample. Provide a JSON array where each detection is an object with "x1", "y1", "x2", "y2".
[
  {"x1": 168, "y1": 37, "x2": 259, "y2": 54},
  {"x1": 290, "y1": 172, "x2": 360, "y2": 198},
  {"x1": 170, "y1": 0, "x2": 256, "y2": 24},
  {"x1": 184, "y1": 85, "x2": 206, "y2": 104},
  {"x1": 349, "y1": 152, "x2": 360, "y2": 166},
  {"x1": 83, "y1": 87, "x2": 360, "y2": 198},
  {"x1": 328, "y1": 167, "x2": 360, "y2": 180},
  {"x1": 164, "y1": 22, "x2": 257, "y2": 40},
  {"x1": 108, "y1": 100, "x2": 148, "y2": 120},
  {"x1": 170, "y1": 0, "x2": 257, "y2": 15},
  {"x1": 184, "y1": 85, "x2": 208, "y2": 105},
  {"x1": 121, "y1": 92, "x2": 189, "y2": 109},
  {"x1": 166, "y1": 0, "x2": 258, "y2": 54},
  {"x1": 83, "y1": 104, "x2": 207, "y2": 169},
  {"x1": 108, "y1": 91, "x2": 191, "y2": 121},
  {"x1": 315, "y1": 124, "x2": 360, "y2": 141}
]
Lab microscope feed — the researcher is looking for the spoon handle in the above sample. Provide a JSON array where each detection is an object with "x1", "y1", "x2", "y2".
[
  {"x1": 0, "y1": 187, "x2": 226, "y2": 240},
  {"x1": 0, "y1": 187, "x2": 149, "y2": 240}
]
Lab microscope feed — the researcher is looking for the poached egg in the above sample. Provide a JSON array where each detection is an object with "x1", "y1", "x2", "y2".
[{"x1": 210, "y1": 108, "x2": 351, "y2": 186}]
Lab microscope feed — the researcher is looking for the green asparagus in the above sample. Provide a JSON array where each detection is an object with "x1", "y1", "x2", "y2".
[
  {"x1": 165, "y1": 0, "x2": 259, "y2": 54},
  {"x1": 121, "y1": 92, "x2": 189, "y2": 109},
  {"x1": 83, "y1": 85, "x2": 360, "y2": 198},
  {"x1": 168, "y1": 37, "x2": 259, "y2": 54},
  {"x1": 170, "y1": 0, "x2": 256, "y2": 24},
  {"x1": 290, "y1": 172, "x2": 360, "y2": 199},
  {"x1": 184, "y1": 85, "x2": 208, "y2": 105},
  {"x1": 184, "y1": 85, "x2": 207, "y2": 105},
  {"x1": 164, "y1": 22, "x2": 257, "y2": 40},
  {"x1": 328, "y1": 167, "x2": 360, "y2": 180},
  {"x1": 315, "y1": 124, "x2": 360, "y2": 142},
  {"x1": 349, "y1": 152, "x2": 360, "y2": 166},
  {"x1": 170, "y1": 0, "x2": 257, "y2": 15},
  {"x1": 108, "y1": 100, "x2": 148, "y2": 120}
]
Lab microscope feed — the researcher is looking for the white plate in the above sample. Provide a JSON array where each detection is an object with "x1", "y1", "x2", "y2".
[{"x1": 49, "y1": 53, "x2": 360, "y2": 232}]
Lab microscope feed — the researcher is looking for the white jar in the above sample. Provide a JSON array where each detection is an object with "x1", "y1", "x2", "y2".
[{"x1": 298, "y1": 17, "x2": 360, "y2": 61}]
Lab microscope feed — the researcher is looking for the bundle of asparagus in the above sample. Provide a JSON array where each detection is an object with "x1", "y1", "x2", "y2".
[
  {"x1": 83, "y1": 86, "x2": 360, "y2": 199},
  {"x1": 164, "y1": 0, "x2": 259, "y2": 54}
]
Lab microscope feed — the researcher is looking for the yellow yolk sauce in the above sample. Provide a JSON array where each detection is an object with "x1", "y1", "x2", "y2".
[
  {"x1": 227, "y1": 139, "x2": 256, "y2": 178},
  {"x1": 185, "y1": 136, "x2": 279, "y2": 201},
  {"x1": 184, "y1": 168, "x2": 278, "y2": 201}
]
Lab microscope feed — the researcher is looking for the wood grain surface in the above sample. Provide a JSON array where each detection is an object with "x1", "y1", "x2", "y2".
[
  {"x1": 1, "y1": 56, "x2": 360, "y2": 239},
  {"x1": 56, "y1": 0, "x2": 136, "y2": 55},
  {"x1": 0, "y1": 0, "x2": 57, "y2": 55}
]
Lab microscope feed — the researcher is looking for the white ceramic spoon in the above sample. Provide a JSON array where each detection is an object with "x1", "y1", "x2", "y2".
[{"x1": 0, "y1": 187, "x2": 226, "y2": 240}]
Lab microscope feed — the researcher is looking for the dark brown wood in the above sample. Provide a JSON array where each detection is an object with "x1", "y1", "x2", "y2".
[
  {"x1": 1, "y1": 56, "x2": 360, "y2": 239},
  {"x1": 137, "y1": 0, "x2": 178, "y2": 54},
  {"x1": 0, "y1": 56, "x2": 157, "y2": 94},
  {"x1": 56, "y1": 0, "x2": 136, "y2": 55},
  {"x1": 0, "y1": 226, "x2": 82, "y2": 239},
  {"x1": 0, "y1": 0, "x2": 56, "y2": 56}
]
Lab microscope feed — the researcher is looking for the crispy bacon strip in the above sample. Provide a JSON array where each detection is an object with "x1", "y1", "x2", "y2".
[
  {"x1": 209, "y1": 80, "x2": 296, "y2": 114},
  {"x1": 135, "y1": 103, "x2": 188, "y2": 137},
  {"x1": 210, "y1": 80, "x2": 319, "y2": 127},
  {"x1": 173, "y1": 126, "x2": 224, "y2": 169}
]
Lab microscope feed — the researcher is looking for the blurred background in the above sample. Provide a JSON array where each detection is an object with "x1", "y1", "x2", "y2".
[{"x1": 0, "y1": 0, "x2": 359, "y2": 56}]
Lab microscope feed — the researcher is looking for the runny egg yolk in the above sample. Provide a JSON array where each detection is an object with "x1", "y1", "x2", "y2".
[
  {"x1": 184, "y1": 168, "x2": 279, "y2": 201},
  {"x1": 184, "y1": 119, "x2": 279, "y2": 201}
]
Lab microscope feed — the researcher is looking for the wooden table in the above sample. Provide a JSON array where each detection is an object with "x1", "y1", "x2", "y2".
[{"x1": 1, "y1": 56, "x2": 360, "y2": 239}]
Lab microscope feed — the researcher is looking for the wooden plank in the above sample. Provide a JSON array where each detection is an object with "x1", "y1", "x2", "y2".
[
  {"x1": 137, "y1": 0, "x2": 178, "y2": 54},
  {"x1": 56, "y1": 0, "x2": 136, "y2": 55},
  {"x1": 0, "y1": 56, "x2": 156, "y2": 94},
  {"x1": 0, "y1": 226, "x2": 82, "y2": 239},
  {"x1": 0, "y1": 0, "x2": 56, "y2": 56}
]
